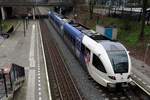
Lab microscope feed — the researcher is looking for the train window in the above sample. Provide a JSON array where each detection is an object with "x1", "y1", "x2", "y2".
[
  {"x1": 86, "y1": 46, "x2": 90, "y2": 51},
  {"x1": 81, "y1": 44, "x2": 85, "y2": 54},
  {"x1": 64, "y1": 29, "x2": 69, "y2": 38},
  {"x1": 107, "y1": 51, "x2": 128, "y2": 73},
  {"x1": 71, "y1": 36, "x2": 75, "y2": 46},
  {"x1": 81, "y1": 44, "x2": 90, "y2": 55},
  {"x1": 76, "y1": 40, "x2": 81, "y2": 50},
  {"x1": 64, "y1": 28, "x2": 76, "y2": 46},
  {"x1": 92, "y1": 54, "x2": 106, "y2": 73}
]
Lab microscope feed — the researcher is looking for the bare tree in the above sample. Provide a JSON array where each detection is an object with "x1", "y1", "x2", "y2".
[
  {"x1": 71, "y1": 0, "x2": 85, "y2": 14},
  {"x1": 89, "y1": 0, "x2": 96, "y2": 19},
  {"x1": 71, "y1": 0, "x2": 77, "y2": 14},
  {"x1": 139, "y1": 0, "x2": 148, "y2": 40}
]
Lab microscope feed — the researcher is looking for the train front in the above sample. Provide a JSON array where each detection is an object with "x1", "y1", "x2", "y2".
[{"x1": 100, "y1": 41, "x2": 132, "y2": 88}]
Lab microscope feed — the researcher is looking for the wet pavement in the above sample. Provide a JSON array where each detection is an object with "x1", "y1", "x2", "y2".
[
  {"x1": 0, "y1": 20, "x2": 49, "y2": 100},
  {"x1": 0, "y1": 36, "x2": 4, "y2": 45}
]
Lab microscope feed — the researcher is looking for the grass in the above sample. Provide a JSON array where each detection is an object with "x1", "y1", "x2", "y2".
[
  {"x1": 145, "y1": 25, "x2": 150, "y2": 36},
  {"x1": 1, "y1": 20, "x2": 17, "y2": 32}
]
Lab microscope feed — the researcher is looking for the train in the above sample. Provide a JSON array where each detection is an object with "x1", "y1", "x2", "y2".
[
  {"x1": 0, "y1": 63, "x2": 25, "y2": 98},
  {"x1": 48, "y1": 11, "x2": 132, "y2": 88}
]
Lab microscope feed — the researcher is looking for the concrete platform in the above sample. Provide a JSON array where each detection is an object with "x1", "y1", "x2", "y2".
[
  {"x1": 0, "y1": 20, "x2": 50, "y2": 100},
  {"x1": 131, "y1": 57, "x2": 150, "y2": 95}
]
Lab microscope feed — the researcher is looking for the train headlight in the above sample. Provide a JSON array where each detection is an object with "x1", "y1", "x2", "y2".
[{"x1": 108, "y1": 76, "x2": 116, "y2": 80}]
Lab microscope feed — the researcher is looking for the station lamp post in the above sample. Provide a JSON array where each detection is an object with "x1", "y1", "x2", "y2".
[
  {"x1": 0, "y1": 18, "x2": 2, "y2": 32},
  {"x1": 0, "y1": 6, "x2": 2, "y2": 32}
]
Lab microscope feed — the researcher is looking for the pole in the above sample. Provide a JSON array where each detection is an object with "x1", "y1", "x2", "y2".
[
  {"x1": 2, "y1": 69, "x2": 8, "y2": 97},
  {"x1": 1, "y1": 7, "x2": 5, "y2": 20},
  {"x1": 23, "y1": 19, "x2": 26, "y2": 37},
  {"x1": 25, "y1": 17, "x2": 28, "y2": 29},
  {"x1": 0, "y1": 6, "x2": 2, "y2": 32},
  {"x1": 33, "y1": 6, "x2": 35, "y2": 20},
  {"x1": 0, "y1": 18, "x2": 2, "y2": 32},
  {"x1": 139, "y1": 0, "x2": 148, "y2": 40}
]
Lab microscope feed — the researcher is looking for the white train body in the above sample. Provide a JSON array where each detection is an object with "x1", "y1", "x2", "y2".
[
  {"x1": 48, "y1": 11, "x2": 132, "y2": 88},
  {"x1": 82, "y1": 35, "x2": 131, "y2": 87}
]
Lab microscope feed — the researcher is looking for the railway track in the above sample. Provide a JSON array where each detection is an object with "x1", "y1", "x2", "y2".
[
  {"x1": 87, "y1": 73, "x2": 150, "y2": 100},
  {"x1": 39, "y1": 19, "x2": 84, "y2": 100},
  {"x1": 36, "y1": 7, "x2": 150, "y2": 100}
]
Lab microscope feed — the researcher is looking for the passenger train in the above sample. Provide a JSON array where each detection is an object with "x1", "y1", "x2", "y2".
[{"x1": 48, "y1": 11, "x2": 132, "y2": 88}]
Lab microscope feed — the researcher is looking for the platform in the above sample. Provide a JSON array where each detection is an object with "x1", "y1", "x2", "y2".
[
  {"x1": 0, "y1": 20, "x2": 50, "y2": 100},
  {"x1": 131, "y1": 57, "x2": 150, "y2": 95}
]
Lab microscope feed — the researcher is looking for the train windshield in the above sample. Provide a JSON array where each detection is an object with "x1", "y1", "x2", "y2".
[{"x1": 107, "y1": 51, "x2": 128, "y2": 73}]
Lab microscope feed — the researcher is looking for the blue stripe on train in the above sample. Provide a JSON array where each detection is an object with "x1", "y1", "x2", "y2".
[{"x1": 63, "y1": 23, "x2": 83, "y2": 39}]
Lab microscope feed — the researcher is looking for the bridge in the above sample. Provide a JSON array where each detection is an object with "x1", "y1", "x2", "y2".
[
  {"x1": 0, "y1": 0, "x2": 86, "y2": 20},
  {"x1": 0, "y1": 0, "x2": 73, "y2": 6}
]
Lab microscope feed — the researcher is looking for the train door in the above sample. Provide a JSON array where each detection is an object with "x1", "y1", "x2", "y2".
[
  {"x1": 80, "y1": 44, "x2": 91, "y2": 71},
  {"x1": 75, "y1": 38, "x2": 81, "y2": 59},
  {"x1": 84, "y1": 47, "x2": 91, "y2": 66},
  {"x1": 60, "y1": 24, "x2": 64, "y2": 36}
]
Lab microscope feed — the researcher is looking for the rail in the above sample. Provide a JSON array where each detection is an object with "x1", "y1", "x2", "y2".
[{"x1": 40, "y1": 19, "x2": 84, "y2": 100}]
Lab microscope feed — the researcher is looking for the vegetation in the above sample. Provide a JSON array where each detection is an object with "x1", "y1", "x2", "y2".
[
  {"x1": 92, "y1": 0, "x2": 150, "y2": 40},
  {"x1": 98, "y1": 17, "x2": 150, "y2": 46},
  {"x1": 79, "y1": 14, "x2": 150, "y2": 46},
  {"x1": 140, "y1": 0, "x2": 148, "y2": 40},
  {"x1": 0, "y1": 20, "x2": 16, "y2": 32},
  {"x1": 89, "y1": 0, "x2": 96, "y2": 19}
]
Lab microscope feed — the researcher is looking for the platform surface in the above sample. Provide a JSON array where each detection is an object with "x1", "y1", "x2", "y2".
[{"x1": 0, "y1": 20, "x2": 49, "y2": 100}]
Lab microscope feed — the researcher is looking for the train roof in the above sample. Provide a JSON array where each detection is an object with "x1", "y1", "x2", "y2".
[
  {"x1": 49, "y1": 11, "x2": 64, "y2": 18},
  {"x1": 82, "y1": 35, "x2": 126, "y2": 57},
  {"x1": 49, "y1": 11, "x2": 110, "y2": 41},
  {"x1": 100, "y1": 41, "x2": 125, "y2": 52},
  {"x1": 69, "y1": 22, "x2": 111, "y2": 41},
  {"x1": 63, "y1": 23, "x2": 83, "y2": 39}
]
